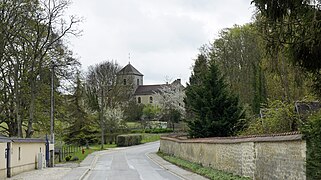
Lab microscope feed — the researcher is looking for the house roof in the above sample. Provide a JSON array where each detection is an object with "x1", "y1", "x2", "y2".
[
  {"x1": 0, "y1": 137, "x2": 46, "y2": 143},
  {"x1": 134, "y1": 84, "x2": 164, "y2": 95},
  {"x1": 0, "y1": 136, "x2": 11, "y2": 143},
  {"x1": 11, "y1": 138, "x2": 46, "y2": 143},
  {"x1": 134, "y1": 79, "x2": 184, "y2": 96},
  {"x1": 118, "y1": 63, "x2": 143, "y2": 76}
]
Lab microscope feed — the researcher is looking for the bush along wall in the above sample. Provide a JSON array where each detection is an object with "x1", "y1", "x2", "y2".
[
  {"x1": 116, "y1": 134, "x2": 142, "y2": 147},
  {"x1": 301, "y1": 110, "x2": 321, "y2": 180}
]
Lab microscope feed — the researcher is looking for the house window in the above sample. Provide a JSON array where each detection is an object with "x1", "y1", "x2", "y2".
[
  {"x1": 150, "y1": 96, "x2": 153, "y2": 103},
  {"x1": 18, "y1": 147, "x2": 21, "y2": 160},
  {"x1": 137, "y1": 97, "x2": 141, "y2": 103},
  {"x1": 137, "y1": 79, "x2": 140, "y2": 85},
  {"x1": 123, "y1": 79, "x2": 127, "y2": 85}
]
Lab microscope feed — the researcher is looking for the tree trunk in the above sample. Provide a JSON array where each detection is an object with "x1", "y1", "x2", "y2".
[
  {"x1": 14, "y1": 63, "x2": 23, "y2": 137},
  {"x1": 276, "y1": 49, "x2": 290, "y2": 102},
  {"x1": 26, "y1": 78, "x2": 35, "y2": 138}
]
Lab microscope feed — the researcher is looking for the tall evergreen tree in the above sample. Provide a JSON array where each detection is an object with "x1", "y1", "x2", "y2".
[
  {"x1": 185, "y1": 54, "x2": 244, "y2": 138},
  {"x1": 64, "y1": 72, "x2": 97, "y2": 145}
]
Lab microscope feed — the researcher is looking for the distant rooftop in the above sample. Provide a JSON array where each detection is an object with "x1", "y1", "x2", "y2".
[
  {"x1": 134, "y1": 84, "x2": 164, "y2": 95},
  {"x1": 118, "y1": 63, "x2": 143, "y2": 76}
]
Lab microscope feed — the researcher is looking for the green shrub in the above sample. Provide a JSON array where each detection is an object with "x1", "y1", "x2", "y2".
[
  {"x1": 65, "y1": 155, "x2": 72, "y2": 161},
  {"x1": 150, "y1": 128, "x2": 173, "y2": 134},
  {"x1": 116, "y1": 134, "x2": 142, "y2": 147},
  {"x1": 301, "y1": 110, "x2": 321, "y2": 180},
  {"x1": 131, "y1": 128, "x2": 173, "y2": 134},
  {"x1": 130, "y1": 129, "x2": 145, "y2": 133},
  {"x1": 144, "y1": 129, "x2": 151, "y2": 133},
  {"x1": 242, "y1": 100, "x2": 299, "y2": 135}
]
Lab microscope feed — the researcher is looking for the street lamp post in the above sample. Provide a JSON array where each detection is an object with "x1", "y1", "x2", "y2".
[
  {"x1": 49, "y1": 61, "x2": 55, "y2": 167},
  {"x1": 50, "y1": 61, "x2": 55, "y2": 145},
  {"x1": 49, "y1": 61, "x2": 70, "y2": 167}
]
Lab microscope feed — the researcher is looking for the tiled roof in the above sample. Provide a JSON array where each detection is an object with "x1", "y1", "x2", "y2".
[
  {"x1": 118, "y1": 63, "x2": 143, "y2": 76},
  {"x1": 134, "y1": 84, "x2": 164, "y2": 95}
]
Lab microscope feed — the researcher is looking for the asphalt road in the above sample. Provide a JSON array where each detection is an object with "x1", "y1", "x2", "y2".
[{"x1": 82, "y1": 141, "x2": 182, "y2": 180}]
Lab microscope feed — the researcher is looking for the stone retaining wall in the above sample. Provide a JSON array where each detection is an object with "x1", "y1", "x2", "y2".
[{"x1": 160, "y1": 134, "x2": 306, "y2": 180}]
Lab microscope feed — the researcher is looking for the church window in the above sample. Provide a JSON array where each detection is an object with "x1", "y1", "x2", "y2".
[
  {"x1": 137, "y1": 97, "x2": 141, "y2": 103},
  {"x1": 137, "y1": 79, "x2": 140, "y2": 85},
  {"x1": 150, "y1": 96, "x2": 153, "y2": 103},
  {"x1": 123, "y1": 79, "x2": 127, "y2": 85}
]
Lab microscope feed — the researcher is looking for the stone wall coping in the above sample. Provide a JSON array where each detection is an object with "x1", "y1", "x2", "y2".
[{"x1": 161, "y1": 133, "x2": 303, "y2": 144}]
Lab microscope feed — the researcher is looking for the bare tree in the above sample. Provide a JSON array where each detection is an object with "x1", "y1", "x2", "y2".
[{"x1": 86, "y1": 61, "x2": 121, "y2": 149}]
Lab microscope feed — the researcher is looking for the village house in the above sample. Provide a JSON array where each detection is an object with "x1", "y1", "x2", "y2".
[{"x1": 0, "y1": 136, "x2": 47, "y2": 179}]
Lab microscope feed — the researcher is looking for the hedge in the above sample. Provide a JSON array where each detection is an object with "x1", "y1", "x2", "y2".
[
  {"x1": 116, "y1": 134, "x2": 142, "y2": 147},
  {"x1": 301, "y1": 110, "x2": 321, "y2": 180}
]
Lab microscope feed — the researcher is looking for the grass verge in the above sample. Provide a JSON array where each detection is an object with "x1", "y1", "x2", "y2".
[
  {"x1": 157, "y1": 152, "x2": 251, "y2": 180},
  {"x1": 57, "y1": 133, "x2": 163, "y2": 164},
  {"x1": 141, "y1": 133, "x2": 162, "y2": 143},
  {"x1": 57, "y1": 143, "x2": 117, "y2": 163}
]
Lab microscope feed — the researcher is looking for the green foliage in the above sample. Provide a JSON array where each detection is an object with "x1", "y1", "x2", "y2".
[
  {"x1": 161, "y1": 108, "x2": 182, "y2": 131},
  {"x1": 116, "y1": 134, "x2": 142, "y2": 147},
  {"x1": 65, "y1": 156, "x2": 72, "y2": 162},
  {"x1": 252, "y1": 0, "x2": 321, "y2": 97},
  {"x1": 185, "y1": 54, "x2": 245, "y2": 138},
  {"x1": 142, "y1": 104, "x2": 161, "y2": 121},
  {"x1": 123, "y1": 100, "x2": 144, "y2": 121},
  {"x1": 211, "y1": 24, "x2": 266, "y2": 113},
  {"x1": 242, "y1": 100, "x2": 299, "y2": 135},
  {"x1": 64, "y1": 73, "x2": 98, "y2": 146},
  {"x1": 141, "y1": 133, "x2": 162, "y2": 143},
  {"x1": 301, "y1": 110, "x2": 321, "y2": 180},
  {"x1": 0, "y1": 0, "x2": 80, "y2": 137},
  {"x1": 137, "y1": 128, "x2": 173, "y2": 134},
  {"x1": 157, "y1": 152, "x2": 250, "y2": 180}
]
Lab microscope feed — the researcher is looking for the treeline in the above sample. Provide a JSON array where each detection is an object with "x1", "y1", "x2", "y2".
[
  {"x1": 184, "y1": 2, "x2": 321, "y2": 177},
  {"x1": 185, "y1": 0, "x2": 321, "y2": 137},
  {"x1": 0, "y1": 0, "x2": 81, "y2": 138},
  {"x1": 205, "y1": 23, "x2": 312, "y2": 115}
]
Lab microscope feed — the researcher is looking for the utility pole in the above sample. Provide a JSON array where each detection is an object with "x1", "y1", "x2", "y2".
[
  {"x1": 49, "y1": 61, "x2": 55, "y2": 167},
  {"x1": 50, "y1": 61, "x2": 55, "y2": 145}
]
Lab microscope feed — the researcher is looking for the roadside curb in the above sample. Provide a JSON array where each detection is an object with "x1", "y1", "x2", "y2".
[
  {"x1": 77, "y1": 148, "x2": 126, "y2": 180},
  {"x1": 146, "y1": 152, "x2": 209, "y2": 180},
  {"x1": 78, "y1": 151, "x2": 103, "y2": 180}
]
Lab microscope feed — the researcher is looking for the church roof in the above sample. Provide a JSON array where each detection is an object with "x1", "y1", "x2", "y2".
[
  {"x1": 118, "y1": 63, "x2": 143, "y2": 76},
  {"x1": 134, "y1": 84, "x2": 164, "y2": 95}
]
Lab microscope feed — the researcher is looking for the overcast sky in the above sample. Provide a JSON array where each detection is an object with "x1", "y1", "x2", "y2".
[{"x1": 66, "y1": 0, "x2": 255, "y2": 85}]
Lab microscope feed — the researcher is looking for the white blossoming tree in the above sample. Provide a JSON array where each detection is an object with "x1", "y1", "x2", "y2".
[
  {"x1": 155, "y1": 81, "x2": 185, "y2": 130},
  {"x1": 104, "y1": 107, "x2": 127, "y2": 143}
]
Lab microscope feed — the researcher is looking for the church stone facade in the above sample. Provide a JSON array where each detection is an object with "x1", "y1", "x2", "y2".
[{"x1": 117, "y1": 63, "x2": 182, "y2": 105}]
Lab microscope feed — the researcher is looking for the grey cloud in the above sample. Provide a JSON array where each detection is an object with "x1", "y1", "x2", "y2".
[{"x1": 67, "y1": 0, "x2": 253, "y2": 84}]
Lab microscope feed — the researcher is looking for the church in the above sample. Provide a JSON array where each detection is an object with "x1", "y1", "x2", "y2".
[{"x1": 117, "y1": 63, "x2": 183, "y2": 105}]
